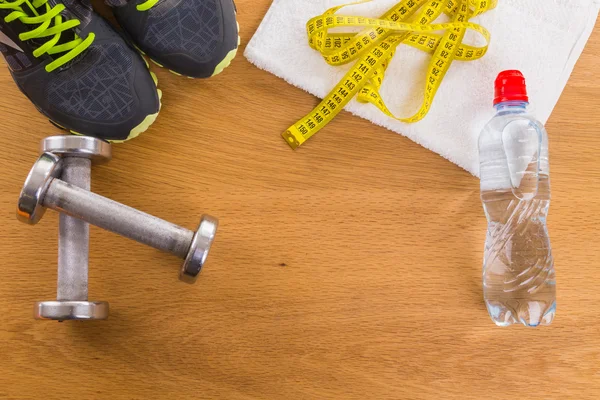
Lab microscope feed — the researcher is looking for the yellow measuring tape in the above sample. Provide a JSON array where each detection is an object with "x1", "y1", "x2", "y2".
[{"x1": 282, "y1": 0, "x2": 497, "y2": 149}]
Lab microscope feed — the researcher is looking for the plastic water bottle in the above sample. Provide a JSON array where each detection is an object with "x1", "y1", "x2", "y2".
[{"x1": 478, "y1": 70, "x2": 556, "y2": 327}]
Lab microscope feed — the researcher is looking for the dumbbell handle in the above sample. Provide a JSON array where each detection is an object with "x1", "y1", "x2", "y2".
[
  {"x1": 58, "y1": 158, "x2": 91, "y2": 302},
  {"x1": 44, "y1": 178, "x2": 195, "y2": 259}
]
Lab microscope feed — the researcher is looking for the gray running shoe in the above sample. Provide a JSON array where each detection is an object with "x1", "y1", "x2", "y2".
[
  {"x1": 106, "y1": 0, "x2": 239, "y2": 78},
  {"x1": 0, "y1": 0, "x2": 161, "y2": 141}
]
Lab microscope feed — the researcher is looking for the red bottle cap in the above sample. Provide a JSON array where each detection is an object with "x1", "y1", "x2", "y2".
[{"x1": 494, "y1": 70, "x2": 529, "y2": 105}]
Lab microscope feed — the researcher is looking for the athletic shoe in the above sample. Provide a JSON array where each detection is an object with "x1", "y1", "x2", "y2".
[
  {"x1": 106, "y1": 0, "x2": 239, "y2": 78},
  {"x1": 0, "y1": 0, "x2": 161, "y2": 141}
]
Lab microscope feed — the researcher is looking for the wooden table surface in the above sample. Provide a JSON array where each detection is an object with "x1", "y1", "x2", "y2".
[{"x1": 1, "y1": 2, "x2": 599, "y2": 399}]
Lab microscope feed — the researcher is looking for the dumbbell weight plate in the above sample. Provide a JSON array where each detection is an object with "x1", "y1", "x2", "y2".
[
  {"x1": 35, "y1": 301, "x2": 109, "y2": 321},
  {"x1": 180, "y1": 216, "x2": 218, "y2": 284},
  {"x1": 40, "y1": 135, "x2": 111, "y2": 164},
  {"x1": 17, "y1": 152, "x2": 62, "y2": 225}
]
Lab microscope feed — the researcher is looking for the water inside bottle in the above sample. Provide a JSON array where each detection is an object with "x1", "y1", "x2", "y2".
[{"x1": 480, "y1": 116, "x2": 556, "y2": 327}]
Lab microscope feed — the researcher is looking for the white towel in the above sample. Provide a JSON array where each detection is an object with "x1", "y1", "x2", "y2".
[{"x1": 245, "y1": 0, "x2": 600, "y2": 176}]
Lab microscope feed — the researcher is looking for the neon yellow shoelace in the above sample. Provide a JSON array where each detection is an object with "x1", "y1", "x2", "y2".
[
  {"x1": 136, "y1": 0, "x2": 158, "y2": 11},
  {"x1": 0, "y1": 0, "x2": 94, "y2": 72}
]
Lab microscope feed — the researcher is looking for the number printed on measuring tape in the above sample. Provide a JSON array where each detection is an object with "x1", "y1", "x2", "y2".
[{"x1": 282, "y1": 0, "x2": 497, "y2": 149}]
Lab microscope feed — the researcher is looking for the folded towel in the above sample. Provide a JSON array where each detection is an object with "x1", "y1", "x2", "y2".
[{"x1": 245, "y1": 0, "x2": 600, "y2": 176}]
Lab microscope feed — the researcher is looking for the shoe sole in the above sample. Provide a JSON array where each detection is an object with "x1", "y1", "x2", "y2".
[{"x1": 49, "y1": 60, "x2": 162, "y2": 143}]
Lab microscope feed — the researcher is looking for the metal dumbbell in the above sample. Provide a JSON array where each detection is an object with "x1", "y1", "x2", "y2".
[
  {"x1": 17, "y1": 151, "x2": 218, "y2": 285},
  {"x1": 32, "y1": 136, "x2": 111, "y2": 321}
]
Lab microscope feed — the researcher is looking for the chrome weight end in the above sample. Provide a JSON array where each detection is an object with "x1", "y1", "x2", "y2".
[
  {"x1": 179, "y1": 215, "x2": 218, "y2": 284},
  {"x1": 34, "y1": 301, "x2": 109, "y2": 321},
  {"x1": 40, "y1": 135, "x2": 111, "y2": 163},
  {"x1": 17, "y1": 152, "x2": 62, "y2": 225}
]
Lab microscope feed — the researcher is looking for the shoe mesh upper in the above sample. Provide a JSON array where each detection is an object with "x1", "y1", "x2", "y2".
[
  {"x1": 46, "y1": 43, "x2": 135, "y2": 123},
  {"x1": 143, "y1": 0, "x2": 221, "y2": 62}
]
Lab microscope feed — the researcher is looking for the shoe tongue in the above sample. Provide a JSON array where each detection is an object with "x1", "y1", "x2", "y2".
[
  {"x1": 17, "y1": 0, "x2": 47, "y2": 16},
  {"x1": 27, "y1": 0, "x2": 93, "y2": 64},
  {"x1": 49, "y1": 0, "x2": 93, "y2": 27},
  {"x1": 26, "y1": 0, "x2": 75, "y2": 47}
]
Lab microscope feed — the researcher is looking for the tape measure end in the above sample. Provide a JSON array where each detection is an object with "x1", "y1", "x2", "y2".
[{"x1": 282, "y1": 131, "x2": 301, "y2": 150}]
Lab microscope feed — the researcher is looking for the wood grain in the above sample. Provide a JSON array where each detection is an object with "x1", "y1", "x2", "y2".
[{"x1": 0, "y1": 2, "x2": 599, "y2": 399}]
